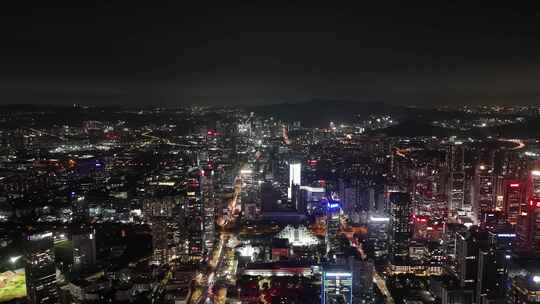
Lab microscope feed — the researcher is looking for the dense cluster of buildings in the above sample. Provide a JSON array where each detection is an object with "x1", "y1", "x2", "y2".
[{"x1": 3, "y1": 105, "x2": 540, "y2": 304}]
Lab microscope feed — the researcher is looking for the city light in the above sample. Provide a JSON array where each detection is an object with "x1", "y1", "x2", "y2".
[
  {"x1": 299, "y1": 186, "x2": 325, "y2": 192},
  {"x1": 7, "y1": 7, "x2": 540, "y2": 304},
  {"x1": 28, "y1": 232, "x2": 53, "y2": 241},
  {"x1": 369, "y1": 216, "x2": 390, "y2": 222},
  {"x1": 9, "y1": 256, "x2": 21, "y2": 264},
  {"x1": 497, "y1": 233, "x2": 516, "y2": 238},
  {"x1": 327, "y1": 203, "x2": 340, "y2": 209},
  {"x1": 325, "y1": 272, "x2": 352, "y2": 277}
]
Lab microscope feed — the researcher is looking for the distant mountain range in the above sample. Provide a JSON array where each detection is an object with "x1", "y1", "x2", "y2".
[
  {"x1": 249, "y1": 99, "x2": 540, "y2": 139},
  {"x1": 249, "y1": 99, "x2": 477, "y2": 126}
]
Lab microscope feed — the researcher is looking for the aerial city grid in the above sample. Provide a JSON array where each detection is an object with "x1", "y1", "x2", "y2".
[{"x1": 3, "y1": 3, "x2": 540, "y2": 304}]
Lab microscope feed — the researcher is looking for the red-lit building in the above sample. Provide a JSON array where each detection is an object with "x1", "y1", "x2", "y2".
[
  {"x1": 516, "y1": 171, "x2": 540, "y2": 251},
  {"x1": 412, "y1": 215, "x2": 429, "y2": 239},
  {"x1": 271, "y1": 239, "x2": 290, "y2": 261},
  {"x1": 503, "y1": 180, "x2": 526, "y2": 225}
]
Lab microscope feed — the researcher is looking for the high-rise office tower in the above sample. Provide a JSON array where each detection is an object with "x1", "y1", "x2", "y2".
[
  {"x1": 151, "y1": 220, "x2": 173, "y2": 265},
  {"x1": 447, "y1": 142, "x2": 465, "y2": 173},
  {"x1": 516, "y1": 170, "x2": 540, "y2": 251},
  {"x1": 142, "y1": 196, "x2": 183, "y2": 264},
  {"x1": 367, "y1": 214, "x2": 390, "y2": 261},
  {"x1": 476, "y1": 248, "x2": 507, "y2": 304},
  {"x1": 527, "y1": 170, "x2": 540, "y2": 199},
  {"x1": 142, "y1": 196, "x2": 176, "y2": 220},
  {"x1": 25, "y1": 232, "x2": 59, "y2": 304},
  {"x1": 322, "y1": 266, "x2": 353, "y2": 304},
  {"x1": 326, "y1": 201, "x2": 342, "y2": 259},
  {"x1": 449, "y1": 172, "x2": 466, "y2": 216},
  {"x1": 338, "y1": 178, "x2": 363, "y2": 215},
  {"x1": 298, "y1": 185, "x2": 325, "y2": 214},
  {"x1": 455, "y1": 229, "x2": 488, "y2": 288},
  {"x1": 503, "y1": 180, "x2": 526, "y2": 225},
  {"x1": 288, "y1": 161, "x2": 301, "y2": 199},
  {"x1": 389, "y1": 192, "x2": 411, "y2": 263},
  {"x1": 72, "y1": 198, "x2": 89, "y2": 223},
  {"x1": 260, "y1": 182, "x2": 281, "y2": 213},
  {"x1": 473, "y1": 164, "x2": 495, "y2": 222},
  {"x1": 349, "y1": 257, "x2": 374, "y2": 303},
  {"x1": 201, "y1": 175, "x2": 215, "y2": 254},
  {"x1": 447, "y1": 143, "x2": 466, "y2": 216},
  {"x1": 72, "y1": 227, "x2": 96, "y2": 271},
  {"x1": 185, "y1": 196, "x2": 204, "y2": 261}
]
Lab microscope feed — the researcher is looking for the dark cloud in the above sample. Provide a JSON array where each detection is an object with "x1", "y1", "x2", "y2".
[{"x1": 1, "y1": 2, "x2": 540, "y2": 106}]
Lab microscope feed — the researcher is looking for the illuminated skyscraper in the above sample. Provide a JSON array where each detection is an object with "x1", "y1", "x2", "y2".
[
  {"x1": 449, "y1": 172, "x2": 466, "y2": 216},
  {"x1": 473, "y1": 164, "x2": 495, "y2": 222},
  {"x1": 528, "y1": 170, "x2": 540, "y2": 199},
  {"x1": 322, "y1": 267, "x2": 353, "y2": 304},
  {"x1": 72, "y1": 227, "x2": 96, "y2": 271},
  {"x1": 447, "y1": 142, "x2": 465, "y2": 172},
  {"x1": 25, "y1": 232, "x2": 59, "y2": 304},
  {"x1": 455, "y1": 230, "x2": 481, "y2": 288},
  {"x1": 447, "y1": 143, "x2": 466, "y2": 215},
  {"x1": 151, "y1": 220, "x2": 173, "y2": 265},
  {"x1": 185, "y1": 196, "x2": 204, "y2": 261},
  {"x1": 288, "y1": 161, "x2": 301, "y2": 199},
  {"x1": 299, "y1": 185, "x2": 325, "y2": 214},
  {"x1": 476, "y1": 248, "x2": 507, "y2": 304},
  {"x1": 142, "y1": 196, "x2": 177, "y2": 220},
  {"x1": 516, "y1": 170, "x2": 540, "y2": 251},
  {"x1": 503, "y1": 180, "x2": 525, "y2": 225},
  {"x1": 389, "y1": 192, "x2": 411, "y2": 263},
  {"x1": 201, "y1": 175, "x2": 215, "y2": 254},
  {"x1": 325, "y1": 200, "x2": 342, "y2": 258},
  {"x1": 367, "y1": 213, "x2": 390, "y2": 261}
]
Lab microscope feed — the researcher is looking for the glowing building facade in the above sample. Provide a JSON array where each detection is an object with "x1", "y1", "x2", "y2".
[
  {"x1": 503, "y1": 180, "x2": 525, "y2": 225},
  {"x1": 288, "y1": 162, "x2": 301, "y2": 199},
  {"x1": 473, "y1": 164, "x2": 495, "y2": 222},
  {"x1": 326, "y1": 201, "x2": 342, "y2": 258},
  {"x1": 322, "y1": 269, "x2": 353, "y2": 304},
  {"x1": 516, "y1": 170, "x2": 540, "y2": 251},
  {"x1": 25, "y1": 232, "x2": 59, "y2": 304}
]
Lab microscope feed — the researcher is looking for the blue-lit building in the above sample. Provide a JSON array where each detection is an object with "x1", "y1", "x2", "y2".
[
  {"x1": 325, "y1": 199, "x2": 342, "y2": 259},
  {"x1": 322, "y1": 267, "x2": 353, "y2": 304}
]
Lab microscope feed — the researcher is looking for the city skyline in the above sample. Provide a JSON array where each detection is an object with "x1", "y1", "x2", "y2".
[{"x1": 4, "y1": 3, "x2": 540, "y2": 304}]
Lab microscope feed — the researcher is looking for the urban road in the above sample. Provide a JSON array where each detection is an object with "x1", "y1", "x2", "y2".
[{"x1": 188, "y1": 164, "x2": 245, "y2": 304}]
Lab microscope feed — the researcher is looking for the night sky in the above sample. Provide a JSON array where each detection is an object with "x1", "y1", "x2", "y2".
[{"x1": 1, "y1": 3, "x2": 540, "y2": 106}]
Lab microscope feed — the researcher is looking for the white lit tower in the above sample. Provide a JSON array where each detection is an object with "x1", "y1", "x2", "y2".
[
  {"x1": 473, "y1": 164, "x2": 495, "y2": 222},
  {"x1": 288, "y1": 161, "x2": 302, "y2": 199}
]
